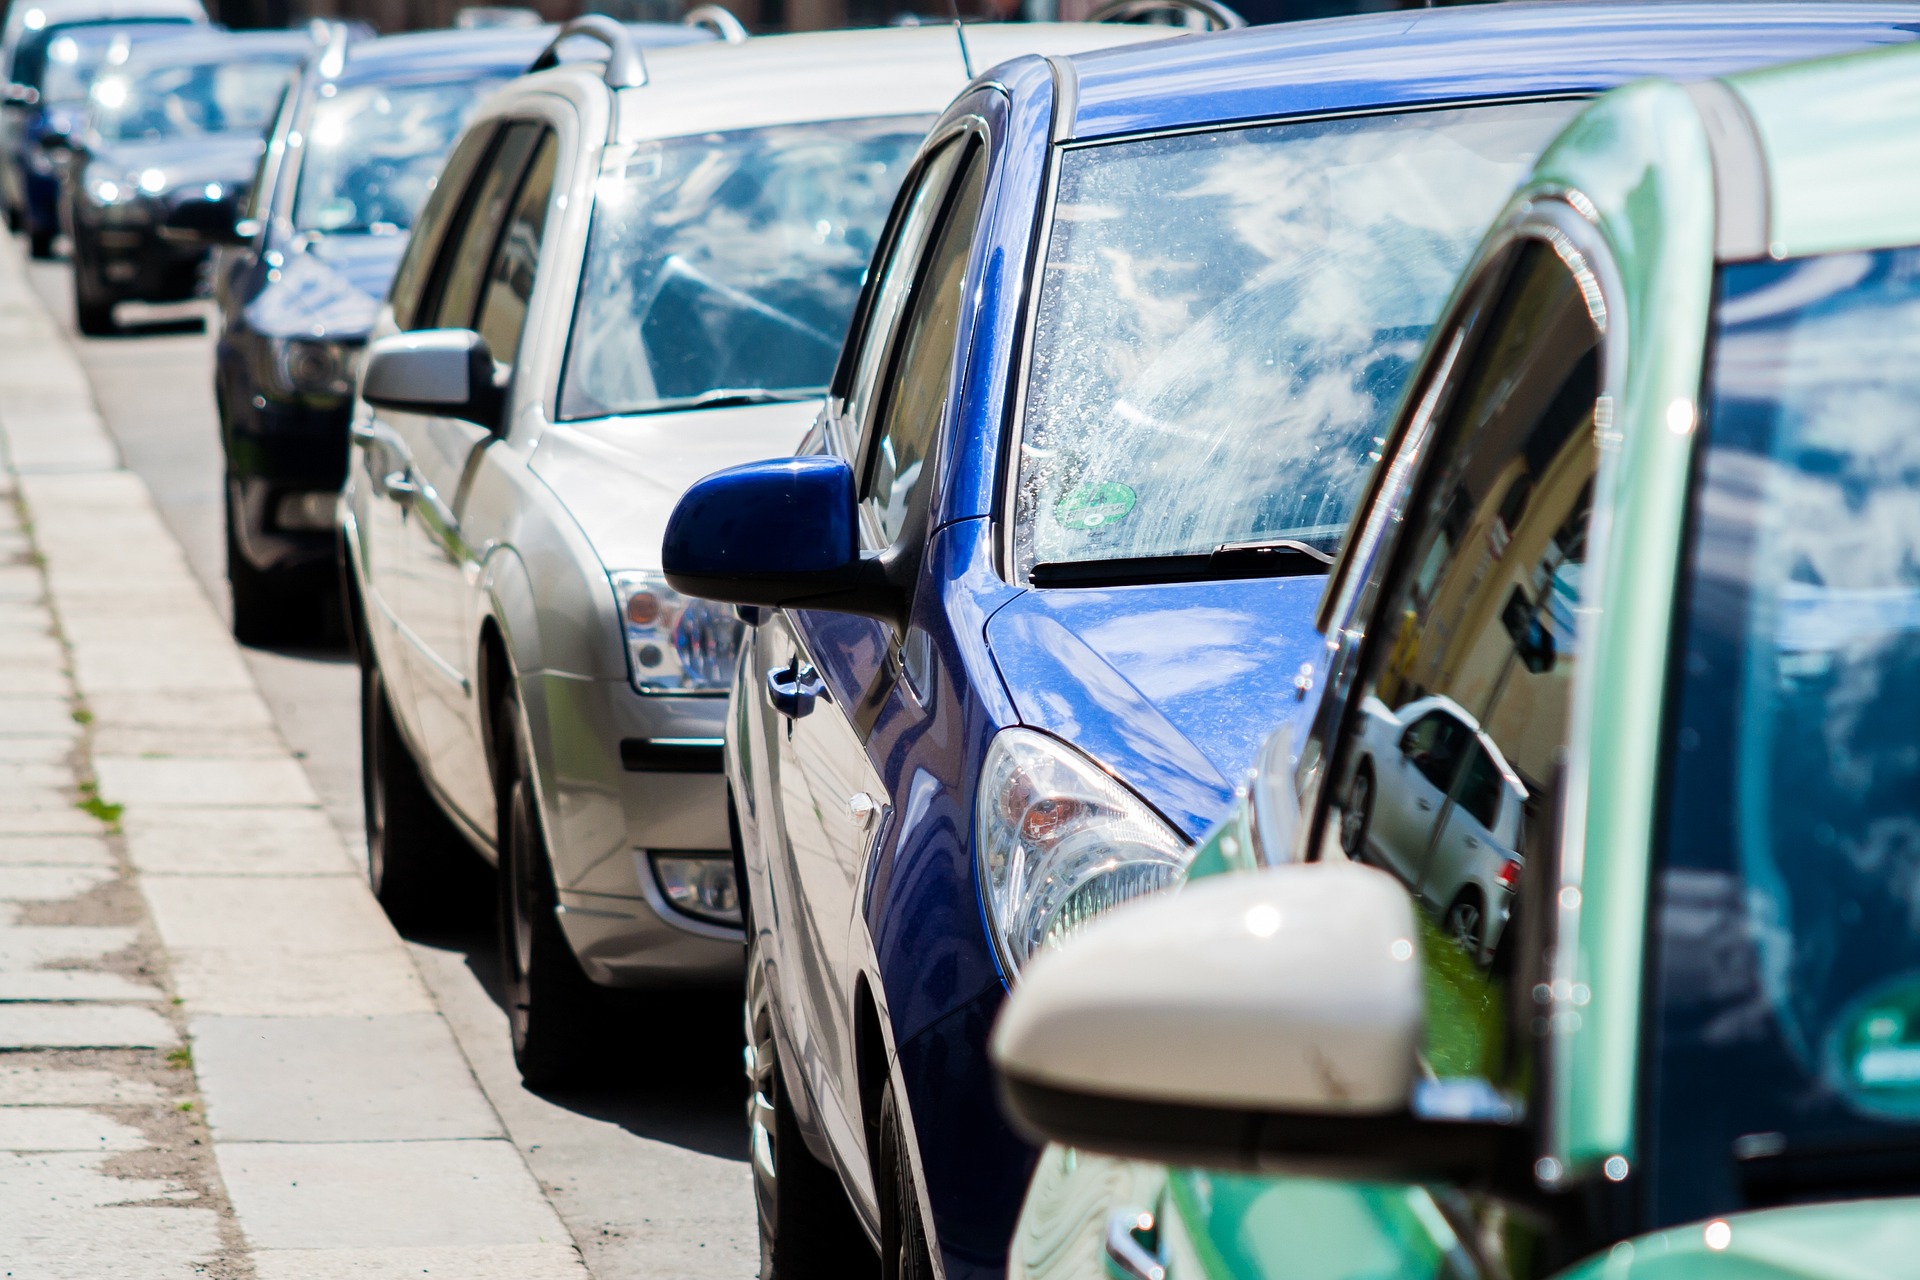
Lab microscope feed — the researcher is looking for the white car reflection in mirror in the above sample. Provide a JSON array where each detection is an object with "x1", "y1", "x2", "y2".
[{"x1": 1338, "y1": 693, "x2": 1524, "y2": 964}]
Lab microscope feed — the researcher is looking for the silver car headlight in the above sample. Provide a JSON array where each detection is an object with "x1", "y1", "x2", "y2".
[
  {"x1": 976, "y1": 727, "x2": 1191, "y2": 977},
  {"x1": 610, "y1": 570, "x2": 743, "y2": 694}
]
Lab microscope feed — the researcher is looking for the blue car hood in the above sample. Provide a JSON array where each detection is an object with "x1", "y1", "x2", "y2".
[
  {"x1": 242, "y1": 232, "x2": 403, "y2": 340},
  {"x1": 984, "y1": 576, "x2": 1325, "y2": 837}
]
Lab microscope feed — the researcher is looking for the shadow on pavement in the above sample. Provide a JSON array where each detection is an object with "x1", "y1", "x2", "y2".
[{"x1": 96, "y1": 315, "x2": 207, "y2": 339}]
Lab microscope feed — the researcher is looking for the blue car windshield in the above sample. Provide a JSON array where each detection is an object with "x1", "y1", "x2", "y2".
[
  {"x1": 293, "y1": 77, "x2": 506, "y2": 235},
  {"x1": 1650, "y1": 248, "x2": 1920, "y2": 1226},
  {"x1": 1012, "y1": 100, "x2": 1581, "y2": 577},
  {"x1": 15, "y1": 20, "x2": 194, "y2": 104},
  {"x1": 91, "y1": 53, "x2": 301, "y2": 142},
  {"x1": 558, "y1": 117, "x2": 930, "y2": 419}
]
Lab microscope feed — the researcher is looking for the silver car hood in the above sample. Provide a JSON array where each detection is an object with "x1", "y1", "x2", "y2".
[{"x1": 529, "y1": 399, "x2": 822, "y2": 573}]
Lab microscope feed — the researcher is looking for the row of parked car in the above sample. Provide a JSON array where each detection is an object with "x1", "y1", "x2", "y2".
[{"x1": 20, "y1": 0, "x2": 1920, "y2": 1276}]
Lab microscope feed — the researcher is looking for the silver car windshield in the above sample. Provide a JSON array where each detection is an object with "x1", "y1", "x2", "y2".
[
  {"x1": 558, "y1": 116, "x2": 931, "y2": 420},
  {"x1": 1013, "y1": 100, "x2": 1582, "y2": 580},
  {"x1": 93, "y1": 55, "x2": 301, "y2": 143},
  {"x1": 293, "y1": 78, "x2": 504, "y2": 235}
]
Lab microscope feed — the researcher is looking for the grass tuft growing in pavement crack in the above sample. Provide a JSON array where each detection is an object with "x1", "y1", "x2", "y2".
[
  {"x1": 74, "y1": 781, "x2": 123, "y2": 828},
  {"x1": 166, "y1": 1047, "x2": 192, "y2": 1069},
  {"x1": 70, "y1": 707, "x2": 92, "y2": 725}
]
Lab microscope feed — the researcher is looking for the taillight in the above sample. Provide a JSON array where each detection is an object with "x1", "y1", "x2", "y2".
[{"x1": 1497, "y1": 859, "x2": 1522, "y2": 889}]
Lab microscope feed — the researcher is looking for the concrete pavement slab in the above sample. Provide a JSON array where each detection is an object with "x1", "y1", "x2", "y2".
[
  {"x1": 0, "y1": 1107, "x2": 150, "y2": 1152},
  {"x1": 72, "y1": 645, "x2": 259, "y2": 695},
  {"x1": 218, "y1": 1139, "x2": 571, "y2": 1251},
  {"x1": 253, "y1": 1243, "x2": 590, "y2": 1279},
  {"x1": 0, "y1": 834, "x2": 115, "y2": 865},
  {"x1": 165, "y1": 947, "x2": 436, "y2": 1018},
  {"x1": 125, "y1": 806, "x2": 355, "y2": 876},
  {"x1": 0, "y1": 733, "x2": 79, "y2": 761},
  {"x1": 0, "y1": 924, "x2": 138, "y2": 967},
  {"x1": 0, "y1": 969, "x2": 163, "y2": 1000},
  {"x1": 191, "y1": 1015, "x2": 503, "y2": 1143},
  {"x1": 0, "y1": 1152, "x2": 224, "y2": 1278},
  {"x1": 0, "y1": 1063, "x2": 166, "y2": 1105},
  {"x1": 0, "y1": 863, "x2": 117, "y2": 900},
  {"x1": 0, "y1": 1004, "x2": 178, "y2": 1049},
  {"x1": 95, "y1": 756, "x2": 321, "y2": 808},
  {"x1": 0, "y1": 665, "x2": 67, "y2": 695},
  {"x1": 84, "y1": 689, "x2": 279, "y2": 732},
  {"x1": 142, "y1": 875, "x2": 401, "y2": 952},
  {"x1": 0, "y1": 694, "x2": 81, "y2": 735},
  {"x1": 0, "y1": 806, "x2": 101, "y2": 835}
]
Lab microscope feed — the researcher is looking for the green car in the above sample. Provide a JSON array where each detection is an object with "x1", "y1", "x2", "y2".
[{"x1": 992, "y1": 37, "x2": 1920, "y2": 1280}]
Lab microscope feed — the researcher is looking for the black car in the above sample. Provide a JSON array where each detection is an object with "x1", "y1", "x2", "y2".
[
  {"x1": 176, "y1": 20, "x2": 708, "y2": 644},
  {"x1": 59, "y1": 26, "x2": 315, "y2": 334}
]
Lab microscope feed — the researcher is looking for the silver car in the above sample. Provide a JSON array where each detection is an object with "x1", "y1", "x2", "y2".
[{"x1": 340, "y1": 16, "x2": 1155, "y2": 1085}]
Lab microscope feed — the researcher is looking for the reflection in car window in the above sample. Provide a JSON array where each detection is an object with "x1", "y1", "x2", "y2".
[
  {"x1": 1651, "y1": 247, "x2": 1920, "y2": 1228},
  {"x1": 293, "y1": 77, "x2": 506, "y2": 235},
  {"x1": 18, "y1": 23, "x2": 192, "y2": 104},
  {"x1": 1328, "y1": 235, "x2": 1601, "y2": 1221},
  {"x1": 1013, "y1": 100, "x2": 1581, "y2": 578},
  {"x1": 558, "y1": 117, "x2": 930, "y2": 420},
  {"x1": 427, "y1": 122, "x2": 540, "y2": 333},
  {"x1": 92, "y1": 55, "x2": 300, "y2": 142},
  {"x1": 476, "y1": 131, "x2": 557, "y2": 369}
]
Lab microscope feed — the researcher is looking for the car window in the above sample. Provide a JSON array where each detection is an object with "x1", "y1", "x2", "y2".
[
  {"x1": 556, "y1": 117, "x2": 929, "y2": 420},
  {"x1": 388, "y1": 122, "x2": 495, "y2": 332},
  {"x1": 1011, "y1": 100, "x2": 1583, "y2": 581},
  {"x1": 474, "y1": 129, "x2": 556, "y2": 369},
  {"x1": 1324, "y1": 236, "x2": 1602, "y2": 1267},
  {"x1": 861, "y1": 144, "x2": 987, "y2": 549},
  {"x1": 242, "y1": 77, "x2": 297, "y2": 224},
  {"x1": 1399, "y1": 711, "x2": 1465, "y2": 792},
  {"x1": 91, "y1": 52, "x2": 300, "y2": 142},
  {"x1": 423, "y1": 121, "x2": 541, "y2": 333},
  {"x1": 18, "y1": 21, "x2": 193, "y2": 103},
  {"x1": 1455, "y1": 744, "x2": 1503, "y2": 832}
]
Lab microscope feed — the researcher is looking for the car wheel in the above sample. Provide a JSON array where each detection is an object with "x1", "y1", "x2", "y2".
[
  {"x1": 746, "y1": 928, "x2": 875, "y2": 1280},
  {"x1": 226, "y1": 484, "x2": 296, "y2": 646},
  {"x1": 1340, "y1": 762, "x2": 1375, "y2": 858},
  {"x1": 360, "y1": 646, "x2": 467, "y2": 932},
  {"x1": 1444, "y1": 892, "x2": 1485, "y2": 956},
  {"x1": 494, "y1": 684, "x2": 602, "y2": 1089},
  {"x1": 72, "y1": 247, "x2": 116, "y2": 336},
  {"x1": 879, "y1": 1085, "x2": 936, "y2": 1280},
  {"x1": 27, "y1": 224, "x2": 55, "y2": 259}
]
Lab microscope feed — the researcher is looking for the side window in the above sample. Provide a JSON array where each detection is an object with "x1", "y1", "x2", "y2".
[
  {"x1": 1328, "y1": 235, "x2": 1602, "y2": 1118},
  {"x1": 838, "y1": 139, "x2": 968, "y2": 454},
  {"x1": 388, "y1": 123, "x2": 497, "y2": 332},
  {"x1": 244, "y1": 81, "x2": 296, "y2": 225},
  {"x1": 1400, "y1": 712, "x2": 1466, "y2": 792},
  {"x1": 473, "y1": 130, "x2": 558, "y2": 369},
  {"x1": 859, "y1": 144, "x2": 987, "y2": 548},
  {"x1": 420, "y1": 121, "x2": 542, "y2": 332}
]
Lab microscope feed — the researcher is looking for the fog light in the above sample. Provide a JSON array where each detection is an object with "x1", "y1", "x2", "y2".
[
  {"x1": 274, "y1": 490, "x2": 337, "y2": 532},
  {"x1": 649, "y1": 853, "x2": 739, "y2": 926}
]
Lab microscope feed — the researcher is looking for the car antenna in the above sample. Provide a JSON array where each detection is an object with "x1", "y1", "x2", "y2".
[{"x1": 948, "y1": 0, "x2": 975, "y2": 79}]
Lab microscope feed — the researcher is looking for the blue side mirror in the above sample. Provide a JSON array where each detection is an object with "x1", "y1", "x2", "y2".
[{"x1": 663, "y1": 457, "x2": 904, "y2": 625}]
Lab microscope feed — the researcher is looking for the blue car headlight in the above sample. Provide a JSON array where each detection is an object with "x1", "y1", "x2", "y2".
[
  {"x1": 976, "y1": 727, "x2": 1191, "y2": 977},
  {"x1": 610, "y1": 570, "x2": 743, "y2": 694}
]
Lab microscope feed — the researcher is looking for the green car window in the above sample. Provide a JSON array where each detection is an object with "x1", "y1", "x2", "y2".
[{"x1": 1650, "y1": 246, "x2": 1920, "y2": 1227}]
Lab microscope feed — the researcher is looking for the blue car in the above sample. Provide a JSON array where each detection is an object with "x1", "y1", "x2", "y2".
[{"x1": 661, "y1": 5, "x2": 1920, "y2": 1279}]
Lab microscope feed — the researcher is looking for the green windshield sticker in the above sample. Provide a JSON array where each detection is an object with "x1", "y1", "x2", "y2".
[
  {"x1": 1833, "y1": 978, "x2": 1920, "y2": 1116},
  {"x1": 1055, "y1": 482, "x2": 1136, "y2": 531}
]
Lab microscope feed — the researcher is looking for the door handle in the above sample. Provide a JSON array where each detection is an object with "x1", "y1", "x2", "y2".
[
  {"x1": 1416, "y1": 798, "x2": 1433, "y2": 812},
  {"x1": 349, "y1": 422, "x2": 381, "y2": 446},
  {"x1": 766, "y1": 661, "x2": 825, "y2": 719},
  {"x1": 1106, "y1": 1209, "x2": 1166, "y2": 1280},
  {"x1": 382, "y1": 470, "x2": 418, "y2": 500}
]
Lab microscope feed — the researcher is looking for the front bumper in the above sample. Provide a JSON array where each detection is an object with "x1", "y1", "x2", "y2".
[
  {"x1": 538, "y1": 676, "x2": 741, "y2": 989},
  {"x1": 74, "y1": 214, "x2": 203, "y2": 303}
]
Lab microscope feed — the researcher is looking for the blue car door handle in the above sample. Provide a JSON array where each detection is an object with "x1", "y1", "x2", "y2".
[{"x1": 766, "y1": 661, "x2": 826, "y2": 719}]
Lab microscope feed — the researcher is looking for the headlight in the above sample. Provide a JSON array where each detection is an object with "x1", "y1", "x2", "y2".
[
  {"x1": 268, "y1": 337, "x2": 355, "y2": 401},
  {"x1": 610, "y1": 570, "x2": 743, "y2": 694},
  {"x1": 976, "y1": 727, "x2": 1191, "y2": 976}
]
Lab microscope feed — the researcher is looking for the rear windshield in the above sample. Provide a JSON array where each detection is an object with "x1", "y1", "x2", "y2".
[
  {"x1": 1650, "y1": 247, "x2": 1920, "y2": 1225},
  {"x1": 16, "y1": 20, "x2": 193, "y2": 103},
  {"x1": 558, "y1": 117, "x2": 930, "y2": 420},
  {"x1": 1012, "y1": 100, "x2": 1582, "y2": 580},
  {"x1": 293, "y1": 77, "x2": 505, "y2": 235},
  {"x1": 93, "y1": 53, "x2": 301, "y2": 142}
]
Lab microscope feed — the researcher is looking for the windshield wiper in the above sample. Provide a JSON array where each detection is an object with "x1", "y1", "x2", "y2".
[
  {"x1": 1030, "y1": 539, "x2": 1335, "y2": 589},
  {"x1": 639, "y1": 388, "x2": 824, "y2": 414}
]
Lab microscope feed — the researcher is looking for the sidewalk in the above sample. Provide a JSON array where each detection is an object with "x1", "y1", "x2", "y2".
[{"x1": 0, "y1": 238, "x2": 591, "y2": 1276}]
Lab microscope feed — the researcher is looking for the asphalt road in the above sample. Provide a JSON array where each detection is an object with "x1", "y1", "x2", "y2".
[{"x1": 20, "y1": 255, "x2": 757, "y2": 1280}]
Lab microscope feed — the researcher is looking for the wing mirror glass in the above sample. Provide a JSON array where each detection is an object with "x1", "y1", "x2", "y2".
[
  {"x1": 662, "y1": 456, "x2": 903, "y2": 626},
  {"x1": 159, "y1": 193, "x2": 246, "y2": 247},
  {"x1": 992, "y1": 862, "x2": 1529, "y2": 1186},
  {"x1": 360, "y1": 329, "x2": 505, "y2": 432}
]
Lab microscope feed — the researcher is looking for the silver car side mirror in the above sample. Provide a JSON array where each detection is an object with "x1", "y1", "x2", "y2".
[{"x1": 361, "y1": 329, "x2": 505, "y2": 432}]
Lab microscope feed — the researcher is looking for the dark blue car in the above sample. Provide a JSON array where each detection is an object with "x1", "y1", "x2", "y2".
[
  {"x1": 201, "y1": 21, "x2": 708, "y2": 644},
  {"x1": 661, "y1": 5, "x2": 1920, "y2": 1279}
]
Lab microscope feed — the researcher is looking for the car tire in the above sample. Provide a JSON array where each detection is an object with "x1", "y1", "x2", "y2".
[
  {"x1": 27, "y1": 224, "x2": 55, "y2": 259},
  {"x1": 1444, "y1": 890, "x2": 1485, "y2": 956},
  {"x1": 494, "y1": 684, "x2": 602, "y2": 1089},
  {"x1": 227, "y1": 484, "x2": 296, "y2": 646},
  {"x1": 72, "y1": 245, "x2": 117, "y2": 336},
  {"x1": 1340, "y1": 761, "x2": 1375, "y2": 858},
  {"x1": 360, "y1": 647, "x2": 468, "y2": 933},
  {"x1": 746, "y1": 927, "x2": 876, "y2": 1280},
  {"x1": 878, "y1": 1085, "x2": 936, "y2": 1280}
]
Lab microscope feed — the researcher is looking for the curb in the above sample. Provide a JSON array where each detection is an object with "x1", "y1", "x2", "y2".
[{"x1": 0, "y1": 236, "x2": 592, "y2": 1278}]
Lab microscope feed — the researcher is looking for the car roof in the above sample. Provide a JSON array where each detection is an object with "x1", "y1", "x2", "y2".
[
  {"x1": 120, "y1": 27, "x2": 316, "y2": 65},
  {"x1": 332, "y1": 21, "x2": 706, "y2": 87},
  {"x1": 1726, "y1": 41, "x2": 1920, "y2": 259},
  {"x1": 601, "y1": 22, "x2": 1162, "y2": 140},
  {"x1": 1062, "y1": 0, "x2": 1920, "y2": 140}
]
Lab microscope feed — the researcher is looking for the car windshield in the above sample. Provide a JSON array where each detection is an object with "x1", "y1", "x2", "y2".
[
  {"x1": 1012, "y1": 100, "x2": 1583, "y2": 579},
  {"x1": 293, "y1": 77, "x2": 505, "y2": 235},
  {"x1": 558, "y1": 117, "x2": 931, "y2": 419},
  {"x1": 18, "y1": 21, "x2": 192, "y2": 104},
  {"x1": 1651, "y1": 247, "x2": 1920, "y2": 1226},
  {"x1": 92, "y1": 53, "x2": 301, "y2": 142}
]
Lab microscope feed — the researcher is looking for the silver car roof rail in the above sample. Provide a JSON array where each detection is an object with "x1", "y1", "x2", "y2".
[
  {"x1": 315, "y1": 20, "x2": 351, "y2": 78},
  {"x1": 1086, "y1": 0, "x2": 1245, "y2": 29},
  {"x1": 683, "y1": 5, "x2": 748, "y2": 42},
  {"x1": 529, "y1": 14, "x2": 647, "y2": 89}
]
